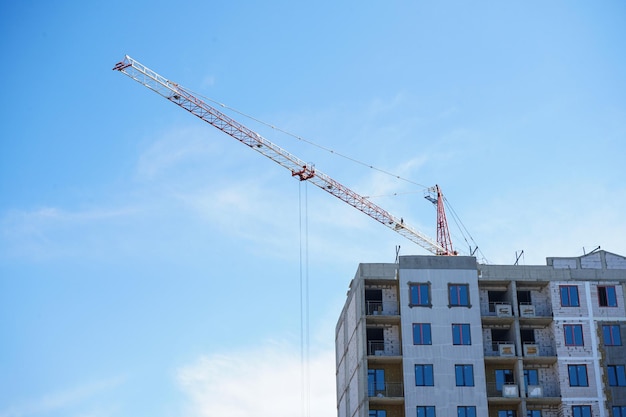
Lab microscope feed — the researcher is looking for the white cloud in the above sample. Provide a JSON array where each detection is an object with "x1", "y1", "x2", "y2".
[
  {"x1": 0, "y1": 376, "x2": 125, "y2": 417},
  {"x1": 135, "y1": 126, "x2": 220, "y2": 181},
  {"x1": 0, "y1": 206, "x2": 141, "y2": 260},
  {"x1": 176, "y1": 341, "x2": 336, "y2": 417}
]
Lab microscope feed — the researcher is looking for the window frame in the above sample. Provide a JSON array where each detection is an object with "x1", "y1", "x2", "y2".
[
  {"x1": 564, "y1": 324, "x2": 584, "y2": 346},
  {"x1": 598, "y1": 285, "x2": 618, "y2": 307},
  {"x1": 495, "y1": 369, "x2": 514, "y2": 391},
  {"x1": 368, "y1": 369, "x2": 386, "y2": 396},
  {"x1": 497, "y1": 411, "x2": 516, "y2": 417},
  {"x1": 452, "y1": 323, "x2": 472, "y2": 345},
  {"x1": 526, "y1": 411, "x2": 541, "y2": 417},
  {"x1": 524, "y1": 369, "x2": 539, "y2": 387},
  {"x1": 369, "y1": 410, "x2": 387, "y2": 417},
  {"x1": 415, "y1": 364, "x2": 434, "y2": 386},
  {"x1": 409, "y1": 282, "x2": 431, "y2": 307},
  {"x1": 571, "y1": 405, "x2": 591, "y2": 417},
  {"x1": 603, "y1": 324, "x2": 623, "y2": 346},
  {"x1": 457, "y1": 406, "x2": 476, "y2": 417},
  {"x1": 607, "y1": 364, "x2": 626, "y2": 387},
  {"x1": 416, "y1": 406, "x2": 436, "y2": 417},
  {"x1": 568, "y1": 364, "x2": 589, "y2": 387},
  {"x1": 613, "y1": 406, "x2": 626, "y2": 417},
  {"x1": 449, "y1": 283, "x2": 471, "y2": 307},
  {"x1": 413, "y1": 323, "x2": 432, "y2": 345},
  {"x1": 560, "y1": 285, "x2": 580, "y2": 307},
  {"x1": 455, "y1": 364, "x2": 475, "y2": 387}
]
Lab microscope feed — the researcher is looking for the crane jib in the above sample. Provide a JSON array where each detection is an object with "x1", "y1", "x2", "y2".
[{"x1": 112, "y1": 55, "x2": 451, "y2": 255}]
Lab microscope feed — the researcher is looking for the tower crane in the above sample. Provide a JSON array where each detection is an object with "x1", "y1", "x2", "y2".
[{"x1": 113, "y1": 55, "x2": 455, "y2": 256}]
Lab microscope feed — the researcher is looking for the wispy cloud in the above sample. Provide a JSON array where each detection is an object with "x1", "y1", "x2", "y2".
[
  {"x1": 176, "y1": 341, "x2": 336, "y2": 417},
  {"x1": 0, "y1": 205, "x2": 142, "y2": 260},
  {"x1": 0, "y1": 376, "x2": 125, "y2": 417},
  {"x1": 135, "y1": 125, "x2": 220, "y2": 181}
]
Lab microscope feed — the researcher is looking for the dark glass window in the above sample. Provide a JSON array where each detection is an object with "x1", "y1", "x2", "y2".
[
  {"x1": 368, "y1": 369, "x2": 385, "y2": 396},
  {"x1": 413, "y1": 323, "x2": 432, "y2": 345},
  {"x1": 370, "y1": 411, "x2": 387, "y2": 417},
  {"x1": 608, "y1": 365, "x2": 626, "y2": 386},
  {"x1": 524, "y1": 369, "x2": 538, "y2": 387},
  {"x1": 560, "y1": 285, "x2": 579, "y2": 307},
  {"x1": 603, "y1": 325, "x2": 623, "y2": 346},
  {"x1": 498, "y1": 411, "x2": 516, "y2": 417},
  {"x1": 526, "y1": 411, "x2": 541, "y2": 417},
  {"x1": 568, "y1": 365, "x2": 589, "y2": 387},
  {"x1": 598, "y1": 286, "x2": 618, "y2": 307},
  {"x1": 415, "y1": 364, "x2": 434, "y2": 386},
  {"x1": 452, "y1": 324, "x2": 471, "y2": 345},
  {"x1": 564, "y1": 324, "x2": 584, "y2": 346},
  {"x1": 572, "y1": 405, "x2": 591, "y2": 417},
  {"x1": 613, "y1": 406, "x2": 626, "y2": 417},
  {"x1": 495, "y1": 369, "x2": 514, "y2": 391},
  {"x1": 455, "y1": 364, "x2": 474, "y2": 386},
  {"x1": 457, "y1": 406, "x2": 476, "y2": 417},
  {"x1": 449, "y1": 284, "x2": 470, "y2": 306},
  {"x1": 416, "y1": 406, "x2": 436, "y2": 417},
  {"x1": 410, "y1": 283, "x2": 430, "y2": 306}
]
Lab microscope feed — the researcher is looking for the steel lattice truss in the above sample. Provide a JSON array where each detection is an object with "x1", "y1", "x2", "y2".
[{"x1": 113, "y1": 55, "x2": 448, "y2": 255}]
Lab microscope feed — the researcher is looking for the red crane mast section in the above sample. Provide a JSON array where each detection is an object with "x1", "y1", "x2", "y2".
[
  {"x1": 113, "y1": 55, "x2": 453, "y2": 256},
  {"x1": 434, "y1": 185, "x2": 457, "y2": 255}
]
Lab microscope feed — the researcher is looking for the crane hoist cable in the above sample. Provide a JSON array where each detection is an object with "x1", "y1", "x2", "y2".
[
  {"x1": 194, "y1": 92, "x2": 430, "y2": 190},
  {"x1": 113, "y1": 55, "x2": 453, "y2": 256}
]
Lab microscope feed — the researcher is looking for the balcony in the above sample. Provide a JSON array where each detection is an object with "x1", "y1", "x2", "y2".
[
  {"x1": 523, "y1": 343, "x2": 538, "y2": 356},
  {"x1": 518, "y1": 303, "x2": 553, "y2": 326},
  {"x1": 498, "y1": 343, "x2": 516, "y2": 356},
  {"x1": 502, "y1": 384, "x2": 519, "y2": 397},
  {"x1": 482, "y1": 303, "x2": 515, "y2": 325},
  {"x1": 496, "y1": 303, "x2": 513, "y2": 317},
  {"x1": 366, "y1": 300, "x2": 399, "y2": 316},
  {"x1": 369, "y1": 381, "x2": 404, "y2": 406},
  {"x1": 486, "y1": 383, "x2": 521, "y2": 406},
  {"x1": 521, "y1": 343, "x2": 557, "y2": 364},
  {"x1": 525, "y1": 384, "x2": 561, "y2": 405},
  {"x1": 368, "y1": 382, "x2": 404, "y2": 399},
  {"x1": 367, "y1": 340, "x2": 401, "y2": 357},
  {"x1": 527, "y1": 385, "x2": 543, "y2": 397},
  {"x1": 519, "y1": 304, "x2": 535, "y2": 317},
  {"x1": 485, "y1": 341, "x2": 516, "y2": 358}
]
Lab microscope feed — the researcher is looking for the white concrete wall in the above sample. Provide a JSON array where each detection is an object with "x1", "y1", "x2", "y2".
[{"x1": 398, "y1": 259, "x2": 487, "y2": 416}]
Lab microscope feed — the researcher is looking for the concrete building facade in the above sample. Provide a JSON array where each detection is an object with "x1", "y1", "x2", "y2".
[{"x1": 335, "y1": 250, "x2": 626, "y2": 417}]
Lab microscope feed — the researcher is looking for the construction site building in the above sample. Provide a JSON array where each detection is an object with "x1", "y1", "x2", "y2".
[{"x1": 335, "y1": 250, "x2": 626, "y2": 417}]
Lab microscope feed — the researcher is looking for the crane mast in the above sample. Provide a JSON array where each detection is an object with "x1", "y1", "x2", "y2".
[
  {"x1": 113, "y1": 55, "x2": 451, "y2": 255},
  {"x1": 425, "y1": 185, "x2": 456, "y2": 256}
]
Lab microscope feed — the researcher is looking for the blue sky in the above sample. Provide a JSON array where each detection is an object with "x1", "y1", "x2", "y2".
[{"x1": 1, "y1": 1, "x2": 625, "y2": 416}]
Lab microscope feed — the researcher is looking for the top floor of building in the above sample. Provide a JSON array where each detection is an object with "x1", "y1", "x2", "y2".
[{"x1": 340, "y1": 250, "x2": 626, "y2": 324}]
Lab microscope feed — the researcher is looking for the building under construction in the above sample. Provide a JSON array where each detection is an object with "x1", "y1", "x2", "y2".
[
  {"x1": 112, "y1": 56, "x2": 626, "y2": 417},
  {"x1": 335, "y1": 250, "x2": 626, "y2": 417}
]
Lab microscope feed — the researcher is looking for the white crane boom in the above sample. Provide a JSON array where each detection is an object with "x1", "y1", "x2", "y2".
[{"x1": 113, "y1": 55, "x2": 449, "y2": 255}]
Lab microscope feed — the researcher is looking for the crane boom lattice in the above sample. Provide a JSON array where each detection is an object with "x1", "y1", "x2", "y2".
[{"x1": 113, "y1": 55, "x2": 450, "y2": 255}]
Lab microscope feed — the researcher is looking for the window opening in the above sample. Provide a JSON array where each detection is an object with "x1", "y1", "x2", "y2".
[
  {"x1": 367, "y1": 328, "x2": 384, "y2": 355},
  {"x1": 368, "y1": 369, "x2": 385, "y2": 396},
  {"x1": 409, "y1": 283, "x2": 430, "y2": 307},
  {"x1": 495, "y1": 369, "x2": 514, "y2": 391},
  {"x1": 365, "y1": 289, "x2": 383, "y2": 315},
  {"x1": 603, "y1": 324, "x2": 622, "y2": 346},
  {"x1": 568, "y1": 364, "x2": 588, "y2": 386},
  {"x1": 415, "y1": 364, "x2": 434, "y2": 386},
  {"x1": 488, "y1": 290, "x2": 508, "y2": 312},
  {"x1": 598, "y1": 286, "x2": 617, "y2": 307},
  {"x1": 560, "y1": 285, "x2": 580, "y2": 307}
]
